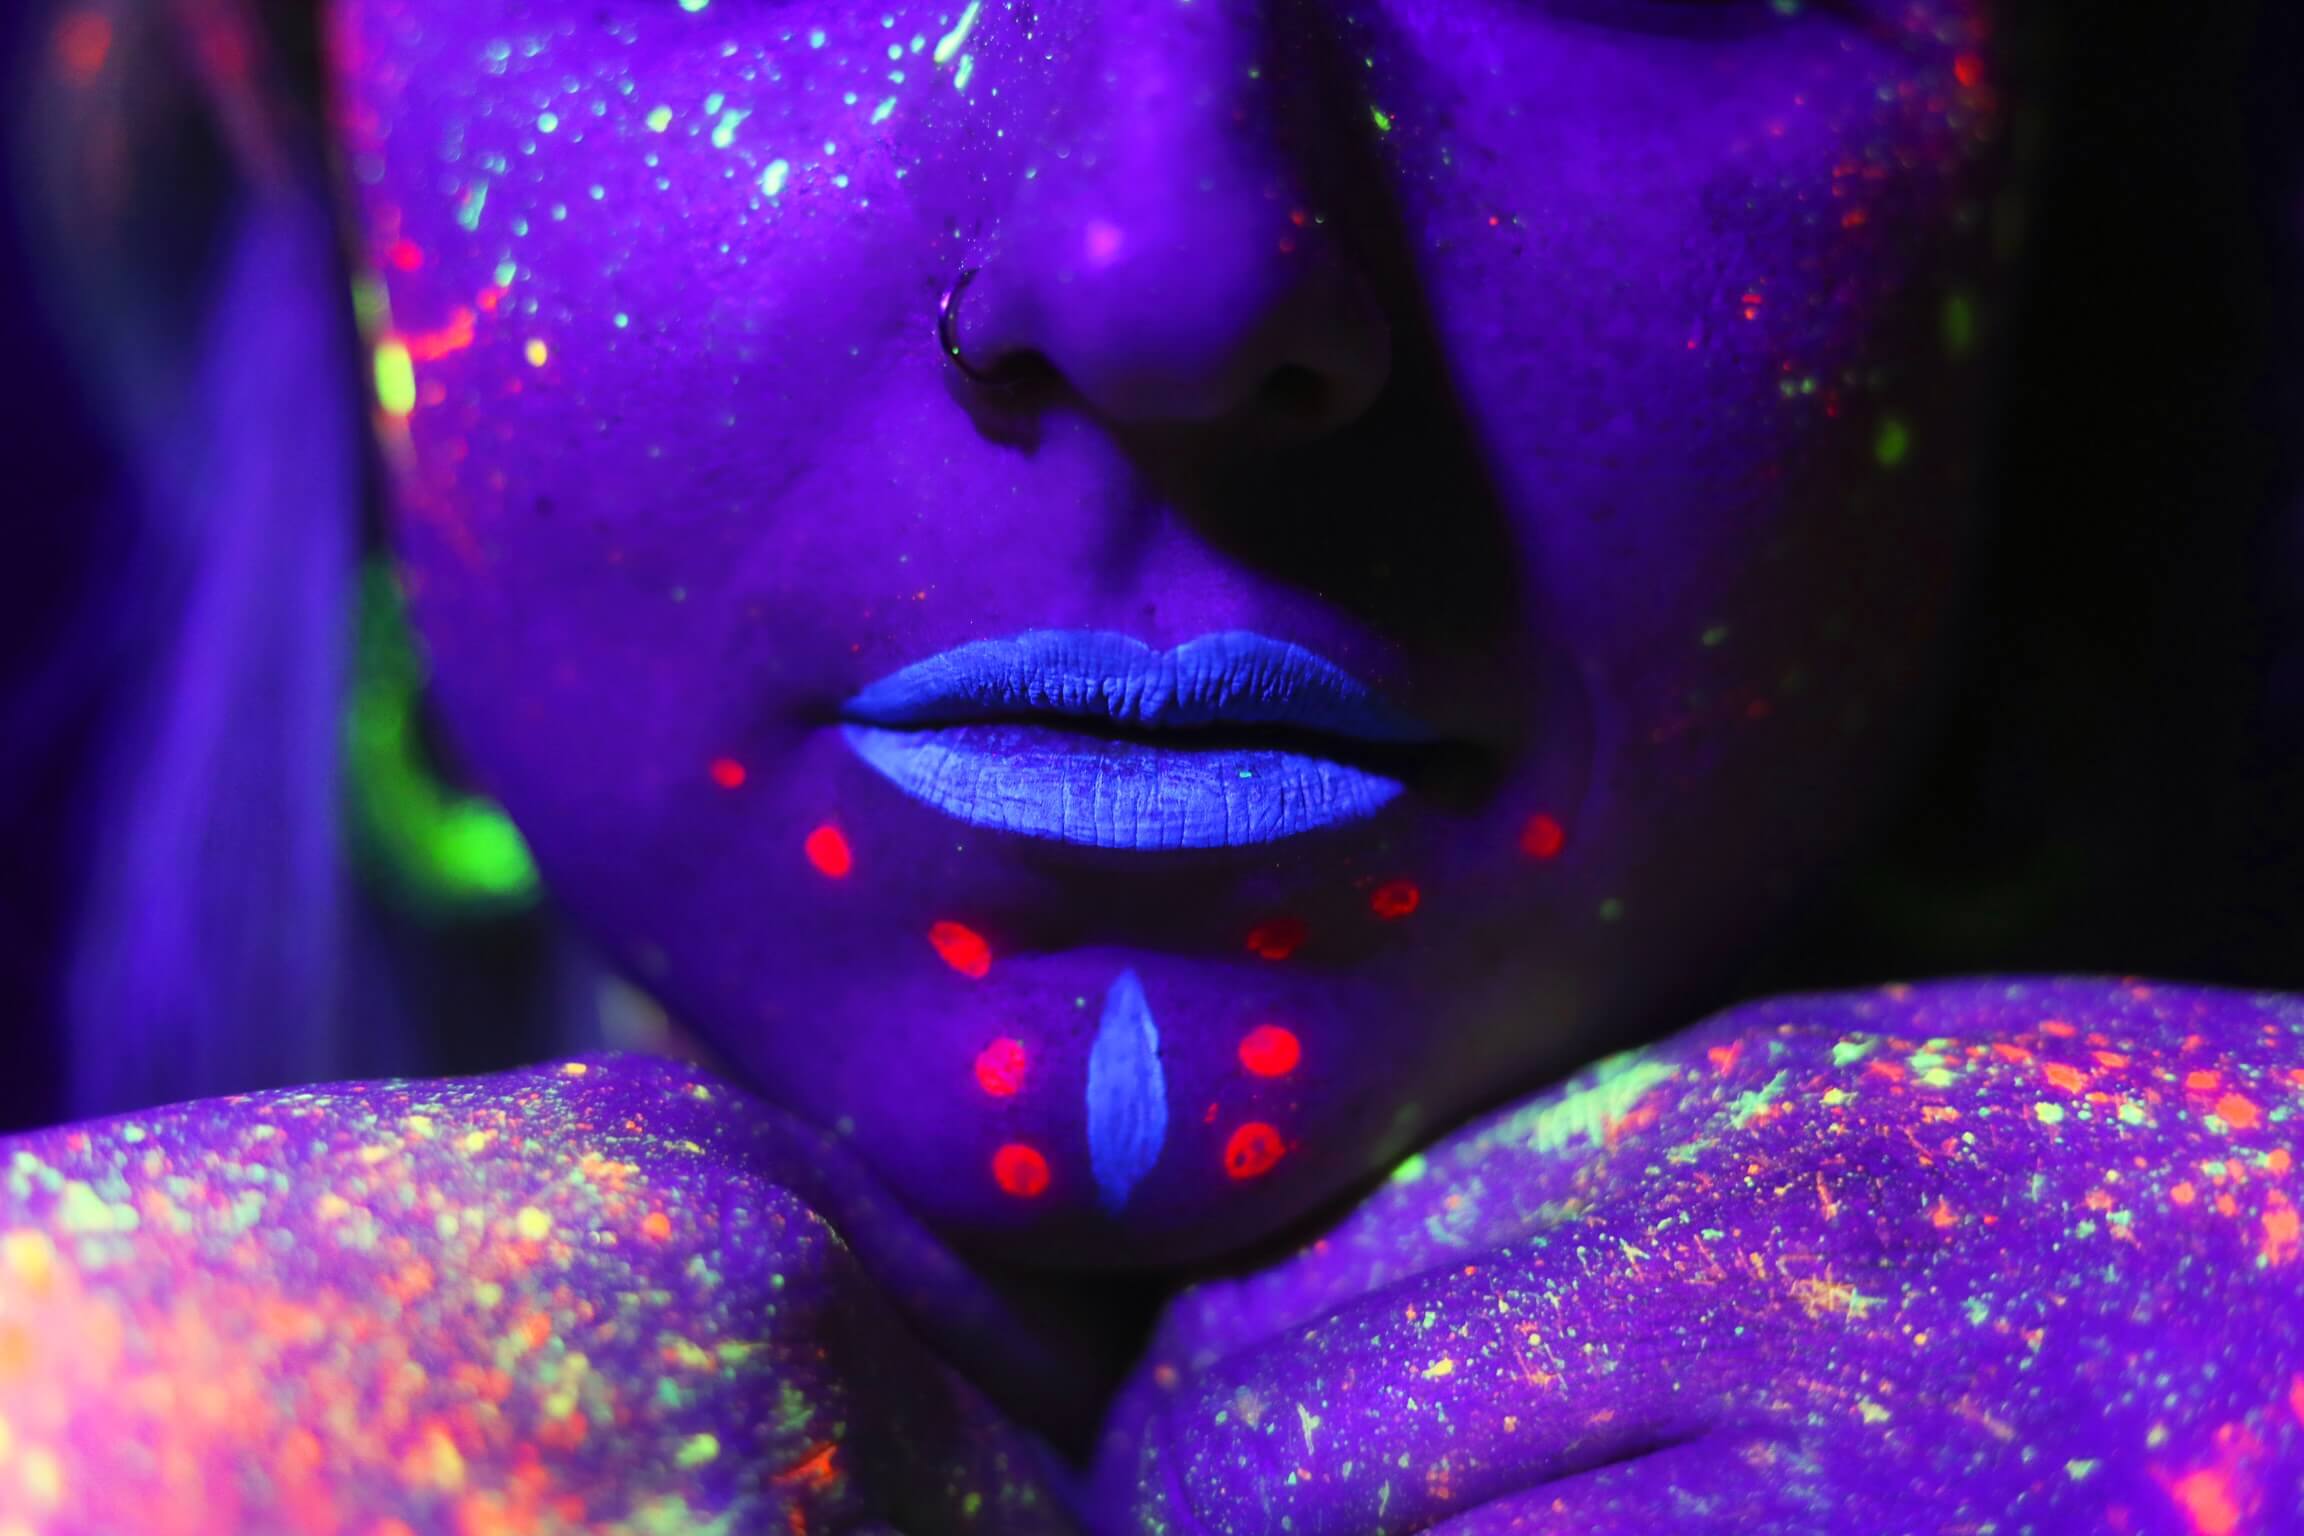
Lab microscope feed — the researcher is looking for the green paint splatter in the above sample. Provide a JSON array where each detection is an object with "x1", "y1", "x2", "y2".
[
  {"x1": 1507, "y1": 1052, "x2": 1676, "y2": 1155},
  {"x1": 933, "y1": 0, "x2": 980, "y2": 63},
  {"x1": 1731, "y1": 1070, "x2": 1790, "y2": 1128},
  {"x1": 1830, "y1": 1037, "x2": 1877, "y2": 1068},
  {"x1": 2034, "y1": 1101, "x2": 2067, "y2": 1125},
  {"x1": 1942, "y1": 291, "x2": 1976, "y2": 358},
  {"x1": 1371, "y1": 106, "x2": 1392, "y2": 133},
  {"x1": 1875, "y1": 415, "x2": 1912, "y2": 468}
]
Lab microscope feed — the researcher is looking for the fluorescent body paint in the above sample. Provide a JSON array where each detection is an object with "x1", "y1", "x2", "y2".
[{"x1": 1086, "y1": 969, "x2": 1167, "y2": 1212}]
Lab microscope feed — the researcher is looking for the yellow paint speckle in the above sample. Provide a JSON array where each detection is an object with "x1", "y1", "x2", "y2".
[
  {"x1": 1, "y1": 1231, "x2": 55, "y2": 1291},
  {"x1": 515, "y1": 1206, "x2": 553, "y2": 1241},
  {"x1": 21, "y1": 1447, "x2": 60, "y2": 1508},
  {"x1": 525, "y1": 338, "x2": 550, "y2": 367}
]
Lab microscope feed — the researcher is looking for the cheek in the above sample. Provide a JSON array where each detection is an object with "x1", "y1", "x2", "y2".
[{"x1": 1376, "y1": 3, "x2": 1998, "y2": 706}]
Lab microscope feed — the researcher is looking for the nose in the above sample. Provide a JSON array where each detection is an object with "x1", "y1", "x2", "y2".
[{"x1": 940, "y1": 4, "x2": 1391, "y2": 439}]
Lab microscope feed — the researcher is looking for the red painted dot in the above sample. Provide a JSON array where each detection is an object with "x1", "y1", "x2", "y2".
[
  {"x1": 709, "y1": 757, "x2": 747, "y2": 790},
  {"x1": 1368, "y1": 879, "x2": 1420, "y2": 920},
  {"x1": 975, "y1": 1037, "x2": 1028, "y2": 1097},
  {"x1": 802, "y1": 824, "x2": 853, "y2": 879},
  {"x1": 1238, "y1": 1025, "x2": 1301, "y2": 1078},
  {"x1": 992, "y1": 1143, "x2": 1050, "y2": 1198},
  {"x1": 1519, "y1": 813, "x2": 1566, "y2": 861},
  {"x1": 929, "y1": 920, "x2": 992, "y2": 979},
  {"x1": 1954, "y1": 52, "x2": 1984, "y2": 89},
  {"x1": 1224, "y1": 1122, "x2": 1285, "y2": 1180},
  {"x1": 1244, "y1": 917, "x2": 1307, "y2": 961}
]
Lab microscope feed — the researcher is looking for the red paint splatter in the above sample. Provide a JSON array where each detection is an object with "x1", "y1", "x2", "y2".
[
  {"x1": 1368, "y1": 880, "x2": 1420, "y2": 920},
  {"x1": 387, "y1": 238, "x2": 424, "y2": 272},
  {"x1": 1244, "y1": 917, "x2": 1307, "y2": 961},
  {"x1": 975, "y1": 1038, "x2": 1027, "y2": 1097},
  {"x1": 2168, "y1": 1469, "x2": 2241, "y2": 1535},
  {"x1": 992, "y1": 1143, "x2": 1050, "y2": 1198},
  {"x1": 802, "y1": 824, "x2": 853, "y2": 879},
  {"x1": 1518, "y1": 813, "x2": 1566, "y2": 860},
  {"x1": 1224, "y1": 1122, "x2": 1285, "y2": 1180},
  {"x1": 1954, "y1": 53, "x2": 1985, "y2": 89},
  {"x1": 1238, "y1": 1025, "x2": 1301, "y2": 1078},
  {"x1": 929, "y1": 921, "x2": 992, "y2": 979},
  {"x1": 709, "y1": 757, "x2": 747, "y2": 790}
]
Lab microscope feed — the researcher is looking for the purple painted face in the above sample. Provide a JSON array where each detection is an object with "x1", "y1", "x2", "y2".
[{"x1": 330, "y1": 0, "x2": 2003, "y2": 1264}]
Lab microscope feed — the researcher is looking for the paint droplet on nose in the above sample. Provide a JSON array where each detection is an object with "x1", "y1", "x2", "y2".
[
  {"x1": 992, "y1": 1143, "x2": 1050, "y2": 1197},
  {"x1": 709, "y1": 757, "x2": 747, "y2": 789},
  {"x1": 1224, "y1": 1122, "x2": 1285, "y2": 1180},
  {"x1": 802, "y1": 824, "x2": 852, "y2": 878},
  {"x1": 1519, "y1": 813, "x2": 1566, "y2": 861},
  {"x1": 975, "y1": 1037, "x2": 1027, "y2": 1097},
  {"x1": 930, "y1": 921, "x2": 992, "y2": 978},
  {"x1": 1238, "y1": 1025, "x2": 1301, "y2": 1078},
  {"x1": 1369, "y1": 880, "x2": 1420, "y2": 920},
  {"x1": 1244, "y1": 917, "x2": 1307, "y2": 960}
]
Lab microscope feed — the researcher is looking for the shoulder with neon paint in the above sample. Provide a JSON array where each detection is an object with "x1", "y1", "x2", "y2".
[
  {"x1": 1088, "y1": 978, "x2": 2304, "y2": 1536},
  {"x1": 0, "y1": 1052, "x2": 1083, "y2": 1535}
]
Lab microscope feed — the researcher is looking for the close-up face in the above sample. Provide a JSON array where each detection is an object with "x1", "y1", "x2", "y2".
[{"x1": 328, "y1": 0, "x2": 2003, "y2": 1265}]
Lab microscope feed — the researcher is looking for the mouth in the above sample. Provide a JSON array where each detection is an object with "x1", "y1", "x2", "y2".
[{"x1": 835, "y1": 630, "x2": 1476, "y2": 850}]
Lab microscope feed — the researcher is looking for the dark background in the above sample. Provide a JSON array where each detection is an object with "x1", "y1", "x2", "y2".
[{"x1": 2, "y1": 0, "x2": 2297, "y2": 1132}]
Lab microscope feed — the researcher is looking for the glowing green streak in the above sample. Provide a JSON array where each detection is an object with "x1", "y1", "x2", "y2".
[{"x1": 345, "y1": 562, "x2": 539, "y2": 916}]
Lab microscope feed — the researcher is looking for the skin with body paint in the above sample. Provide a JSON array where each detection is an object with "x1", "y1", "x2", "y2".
[
  {"x1": 2, "y1": 983, "x2": 2298, "y2": 1530},
  {"x1": 16, "y1": 0, "x2": 2300, "y2": 1529},
  {"x1": 333, "y1": 0, "x2": 2005, "y2": 1266}
]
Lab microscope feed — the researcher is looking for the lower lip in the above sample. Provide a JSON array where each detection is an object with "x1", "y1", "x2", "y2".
[{"x1": 839, "y1": 722, "x2": 1406, "y2": 850}]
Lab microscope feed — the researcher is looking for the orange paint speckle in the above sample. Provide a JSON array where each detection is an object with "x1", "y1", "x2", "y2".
[
  {"x1": 2216, "y1": 1093, "x2": 2261, "y2": 1132},
  {"x1": 2262, "y1": 1199, "x2": 2300, "y2": 1267},
  {"x1": 1519, "y1": 813, "x2": 1566, "y2": 860},
  {"x1": 974, "y1": 1037, "x2": 1027, "y2": 1097},
  {"x1": 640, "y1": 1211, "x2": 672, "y2": 1242},
  {"x1": 1224, "y1": 1122, "x2": 1285, "y2": 1180},
  {"x1": 2269, "y1": 1149, "x2": 2293, "y2": 1176},
  {"x1": 802, "y1": 823, "x2": 853, "y2": 878},
  {"x1": 2042, "y1": 1062, "x2": 2088, "y2": 1094},
  {"x1": 929, "y1": 921, "x2": 992, "y2": 979},
  {"x1": 2172, "y1": 1181, "x2": 2198, "y2": 1206},
  {"x1": 2168, "y1": 1469, "x2": 2241, "y2": 1535},
  {"x1": 1929, "y1": 1198, "x2": 1958, "y2": 1229},
  {"x1": 1244, "y1": 917, "x2": 1307, "y2": 961},
  {"x1": 1238, "y1": 1025, "x2": 1301, "y2": 1078},
  {"x1": 1708, "y1": 1040, "x2": 1744, "y2": 1077},
  {"x1": 2186, "y1": 1069, "x2": 2222, "y2": 1093},
  {"x1": 991, "y1": 1143, "x2": 1050, "y2": 1198},
  {"x1": 708, "y1": 757, "x2": 747, "y2": 790},
  {"x1": 1368, "y1": 880, "x2": 1420, "y2": 920}
]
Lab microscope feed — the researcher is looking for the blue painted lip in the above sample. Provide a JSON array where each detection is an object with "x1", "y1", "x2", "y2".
[{"x1": 837, "y1": 630, "x2": 1435, "y2": 850}]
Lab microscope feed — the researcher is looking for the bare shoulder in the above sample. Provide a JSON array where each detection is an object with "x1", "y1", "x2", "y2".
[{"x1": 0, "y1": 1053, "x2": 847, "y2": 1532}]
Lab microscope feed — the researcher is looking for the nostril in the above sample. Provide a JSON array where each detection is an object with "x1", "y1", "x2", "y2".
[{"x1": 1260, "y1": 363, "x2": 1330, "y2": 419}]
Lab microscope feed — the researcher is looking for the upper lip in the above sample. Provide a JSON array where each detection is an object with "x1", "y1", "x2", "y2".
[{"x1": 837, "y1": 630, "x2": 1439, "y2": 745}]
